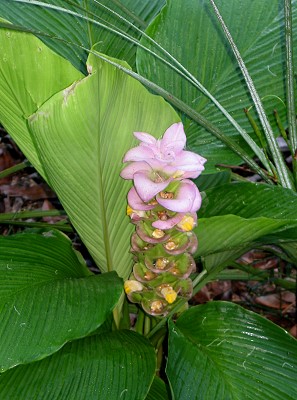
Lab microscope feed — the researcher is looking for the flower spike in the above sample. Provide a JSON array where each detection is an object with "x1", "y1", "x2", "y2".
[{"x1": 121, "y1": 122, "x2": 206, "y2": 316}]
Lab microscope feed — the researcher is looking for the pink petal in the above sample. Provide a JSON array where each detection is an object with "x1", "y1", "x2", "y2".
[
  {"x1": 156, "y1": 180, "x2": 201, "y2": 212},
  {"x1": 120, "y1": 161, "x2": 151, "y2": 180},
  {"x1": 134, "y1": 131, "x2": 157, "y2": 145},
  {"x1": 161, "y1": 123, "x2": 186, "y2": 154},
  {"x1": 152, "y1": 213, "x2": 184, "y2": 230},
  {"x1": 128, "y1": 187, "x2": 155, "y2": 211},
  {"x1": 173, "y1": 151, "x2": 207, "y2": 170},
  {"x1": 134, "y1": 171, "x2": 172, "y2": 202},
  {"x1": 123, "y1": 145, "x2": 155, "y2": 162}
]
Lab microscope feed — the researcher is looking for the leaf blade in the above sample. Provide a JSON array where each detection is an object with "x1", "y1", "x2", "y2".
[
  {"x1": 0, "y1": 230, "x2": 123, "y2": 372},
  {"x1": 167, "y1": 302, "x2": 297, "y2": 400},
  {"x1": 0, "y1": 331, "x2": 156, "y2": 400}
]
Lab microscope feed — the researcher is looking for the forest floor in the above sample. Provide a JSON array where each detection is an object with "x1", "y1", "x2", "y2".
[{"x1": 1, "y1": 127, "x2": 296, "y2": 337}]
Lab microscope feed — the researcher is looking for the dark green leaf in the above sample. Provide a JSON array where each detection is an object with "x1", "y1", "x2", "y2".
[
  {"x1": 0, "y1": 330, "x2": 156, "y2": 400},
  {"x1": 195, "y1": 170, "x2": 231, "y2": 191},
  {"x1": 0, "y1": 0, "x2": 165, "y2": 72},
  {"x1": 145, "y1": 376, "x2": 171, "y2": 400},
  {"x1": 167, "y1": 302, "x2": 297, "y2": 399},
  {"x1": 0, "y1": 230, "x2": 123, "y2": 372},
  {"x1": 137, "y1": 0, "x2": 297, "y2": 171},
  {"x1": 199, "y1": 182, "x2": 297, "y2": 219}
]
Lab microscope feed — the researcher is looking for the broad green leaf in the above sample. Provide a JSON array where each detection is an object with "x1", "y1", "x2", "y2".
[
  {"x1": 0, "y1": 26, "x2": 83, "y2": 176},
  {"x1": 0, "y1": 330, "x2": 156, "y2": 400},
  {"x1": 0, "y1": 0, "x2": 165, "y2": 72},
  {"x1": 146, "y1": 376, "x2": 170, "y2": 400},
  {"x1": 199, "y1": 182, "x2": 297, "y2": 219},
  {"x1": 137, "y1": 0, "x2": 297, "y2": 171},
  {"x1": 200, "y1": 248, "x2": 251, "y2": 273},
  {"x1": 279, "y1": 242, "x2": 297, "y2": 264},
  {"x1": 194, "y1": 214, "x2": 297, "y2": 273},
  {"x1": 167, "y1": 302, "x2": 297, "y2": 400},
  {"x1": 195, "y1": 170, "x2": 231, "y2": 191},
  {"x1": 195, "y1": 215, "x2": 297, "y2": 258},
  {"x1": 0, "y1": 230, "x2": 123, "y2": 373},
  {"x1": 27, "y1": 52, "x2": 179, "y2": 278}
]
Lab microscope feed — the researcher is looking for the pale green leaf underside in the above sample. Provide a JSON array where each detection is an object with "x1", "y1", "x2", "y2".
[
  {"x1": 0, "y1": 231, "x2": 123, "y2": 373},
  {"x1": 0, "y1": 27, "x2": 179, "y2": 278},
  {"x1": 0, "y1": 331, "x2": 156, "y2": 400},
  {"x1": 167, "y1": 302, "x2": 297, "y2": 400},
  {"x1": 28, "y1": 51, "x2": 179, "y2": 277},
  {"x1": 137, "y1": 0, "x2": 297, "y2": 171},
  {"x1": 0, "y1": 26, "x2": 83, "y2": 176}
]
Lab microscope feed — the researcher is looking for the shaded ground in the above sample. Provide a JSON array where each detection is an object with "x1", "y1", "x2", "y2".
[{"x1": 1, "y1": 128, "x2": 296, "y2": 337}]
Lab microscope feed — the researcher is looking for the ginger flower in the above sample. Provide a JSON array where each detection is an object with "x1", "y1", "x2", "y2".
[
  {"x1": 121, "y1": 122, "x2": 206, "y2": 316},
  {"x1": 122, "y1": 122, "x2": 206, "y2": 178},
  {"x1": 120, "y1": 122, "x2": 206, "y2": 203}
]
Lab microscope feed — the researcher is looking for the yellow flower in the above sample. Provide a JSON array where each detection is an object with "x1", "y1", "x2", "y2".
[
  {"x1": 160, "y1": 286, "x2": 177, "y2": 304},
  {"x1": 177, "y1": 215, "x2": 195, "y2": 232},
  {"x1": 124, "y1": 280, "x2": 143, "y2": 294}
]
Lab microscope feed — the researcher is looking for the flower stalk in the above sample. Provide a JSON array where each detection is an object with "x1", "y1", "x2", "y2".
[{"x1": 121, "y1": 123, "x2": 206, "y2": 316}]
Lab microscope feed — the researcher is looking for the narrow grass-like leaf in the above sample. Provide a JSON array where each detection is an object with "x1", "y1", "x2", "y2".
[
  {"x1": 284, "y1": 0, "x2": 297, "y2": 184},
  {"x1": 210, "y1": 0, "x2": 293, "y2": 189}
]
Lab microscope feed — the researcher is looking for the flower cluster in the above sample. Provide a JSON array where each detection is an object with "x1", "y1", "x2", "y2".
[{"x1": 121, "y1": 122, "x2": 206, "y2": 316}]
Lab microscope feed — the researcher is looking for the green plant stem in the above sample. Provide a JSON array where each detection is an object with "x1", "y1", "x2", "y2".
[
  {"x1": 274, "y1": 109, "x2": 292, "y2": 150},
  {"x1": 0, "y1": 161, "x2": 30, "y2": 179},
  {"x1": 0, "y1": 209, "x2": 66, "y2": 221},
  {"x1": 135, "y1": 309, "x2": 145, "y2": 335},
  {"x1": 0, "y1": 220, "x2": 72, "y2": 232},
  {"x1": 210, "y1": 0, "x2": 294, "y2": 190},
  {"x1": 146, "y1": 270, "x2": 210, "y2": 340},
  {"x1": 143, "y1": 315, "x2": 151, "y2": 336},
  {"x1": 220, "y1": 265, "x2": 296, "y2": 291},
  {"x1": 284, "y1": 0, "x2": 297, "y2": 185}
]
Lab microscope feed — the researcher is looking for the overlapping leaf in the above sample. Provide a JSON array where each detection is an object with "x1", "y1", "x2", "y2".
[
  {"x1": 167, "y1": 302, "x2": 297, "y2": 399},
  {"x1": 0, "y1": 230, "x2": 122, "y2": 372},
  {"x1": 0, "y1": 26, "x2": 83, "y2": 176},
  {"x1": 0, "y1": 0, "x2": 165, "y2": 72},
  {"x1": 199, "y1": 182, "x2": 297, "y2": 219},
  {"x1": 137, "y1": 0, "x2": 297, "y2": 171},
  {"x1": 0, "y1": 330, "x2": 156, "y2": 400},
  {"x1": 0, "y1": 27, "x2": 179, "y2": 278},
  {"x1": 195, "y1": 215, "x2": 297, "y2": 264},
  {"x1": 194, "y1": 182, "x2": 297, "y2": 271},
  {"x1": 27, "y1": 51, "x2": 178, "y2": 277},
  {"x1": 145, "y1": 376, "x2": 170, "y2": 400}
]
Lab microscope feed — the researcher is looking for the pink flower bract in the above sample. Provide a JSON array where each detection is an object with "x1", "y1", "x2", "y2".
[{"x1": 122, "y1": 122, "x2": 206, "y2": 180}]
